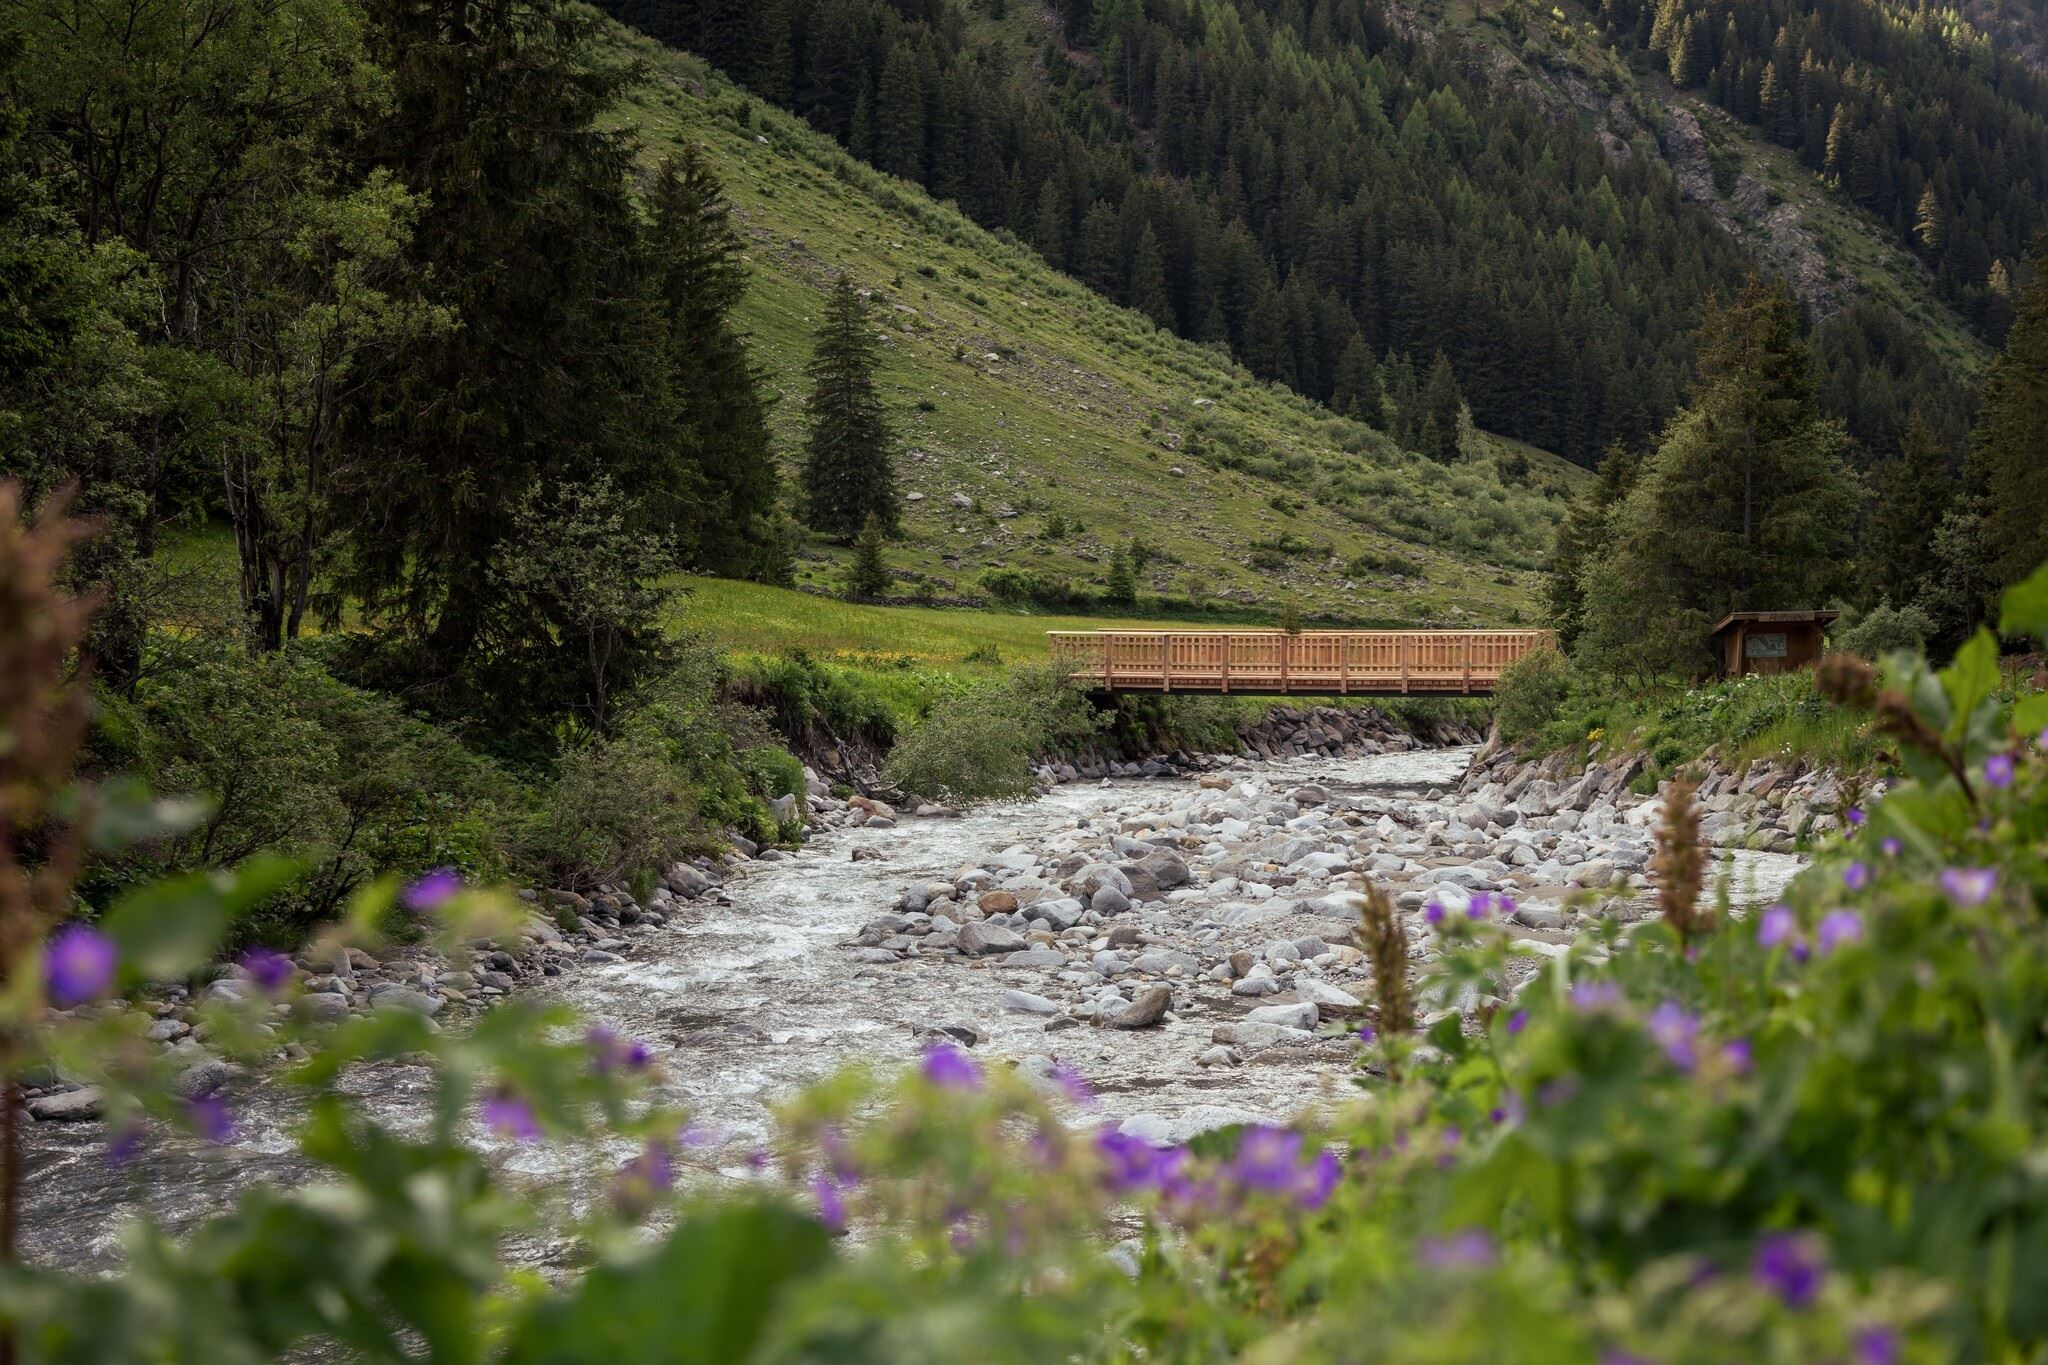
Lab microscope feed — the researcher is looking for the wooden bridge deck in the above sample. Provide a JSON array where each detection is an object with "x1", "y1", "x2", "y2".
[{"x1": 1047, "y1": 629, "x2": 1553, "y2": 696}]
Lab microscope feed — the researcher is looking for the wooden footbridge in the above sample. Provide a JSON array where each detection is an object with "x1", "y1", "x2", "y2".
[{"x1": 1047, "y1": 629, "x2": 1552, "y2": 697}]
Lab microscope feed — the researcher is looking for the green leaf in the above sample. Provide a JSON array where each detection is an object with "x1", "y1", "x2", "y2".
[
  {"x1": 503, "y1": 1202, "x2": 832, "y2": 1364},
  {"x1": 102, "y1": 855, "x2": 301, "y2": 984},
  {"x1": 1996, "y1": 560, "x2": 2048, "y2": 644},
  {"x1": 2015, "y1": 691, "x2": 2048, "y2": 739},
  {"x1": 1939, "y1": 629, "x2": 2000, "y2": 745}
]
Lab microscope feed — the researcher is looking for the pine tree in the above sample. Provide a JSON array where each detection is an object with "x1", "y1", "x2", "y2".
[
  {"x1": 802, "y1": 277, "x2": 899, "y2": 540},
  {"x1": 875, "y1": 45, "x2": 925, "y2": 182},
  {"x1": 846, "y1": 513, "x2": 892, "y2": 598},
  {"x1": 646, "y1": 144, "x2": 781, "y2": 579},
  {"x1": 1333, "y1": 333, "x2": 1384, "y2": 427},
  {"x1": 1129, "y1": 224, "x2": 1174, "y2": 327},
  {"x1": 1546, "y1": 444, "x2": 1640, "y2": 651},
  {"x1": 1913, "y1": 184, "x2": 1943, "y2": 253},
  {"x1": 1420, "y1": 350, "x2": 1463, "y2": 461},
  {"x1": 1969, "y1": 233, "x2": 2048, "y2": 591},
  {"x1": 1104, "y1": 544, "x2": 1137, "y2": 606},
  {"x1": 1865, "y1": 413, "x2": 1952, "y2": 609}
]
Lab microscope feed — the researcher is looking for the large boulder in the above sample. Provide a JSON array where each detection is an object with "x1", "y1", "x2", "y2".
[
  {"x1": 1108, "y1": 985, "x2": 1171, "y2": 1029},
  {"x1": 956, "y1": 922, "x2": 1026, "y2": 956}
]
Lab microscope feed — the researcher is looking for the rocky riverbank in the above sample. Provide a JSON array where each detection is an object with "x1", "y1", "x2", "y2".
[{"x1": 842, "y1": 737, "x2": 1806, "y2": 1085}]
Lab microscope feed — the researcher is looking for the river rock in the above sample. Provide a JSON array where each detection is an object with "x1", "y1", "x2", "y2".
[
  {"x1": 1295, "y1": 979, "x2": 1360, "y2": 1012},
  {"x1": 371, "y1": 987, "x2": 446, "y2": 1015},
  {"x1": 978, "y1": 890, "x2": 1020, "y2": 915},
  {"x1": 1141, "y1": 849, "x2": 1192, "y2": 889},
  {"x1": 998, "y1": 948, "x2": 1068, "y2": 969},
  {"x1": 1131, "y1": 948, "x2": 1200, "y2": 976},
  {"x1": 28, "y1": 1087, "x2": 103, "y2": 1122},
  {"x1": 1245, "y1": 1001, "x2": 1318, "y2": 1030},
  {"x1": 957, "y1": 922, "x2": 1026, "y2": 956},
  {"x1": 1002, "y1": 989, "x2": 1060, "y2": 1015},
  {"x1": 1212, "y1": 1021, "x2": 1314, "y2": 1049},
  {"x1": 1090, "y1": 885, "x2": 1132, "y2": 915},
  {"x1": 1108, "y1": 985, "x2": 1171, "y2": 1029}
]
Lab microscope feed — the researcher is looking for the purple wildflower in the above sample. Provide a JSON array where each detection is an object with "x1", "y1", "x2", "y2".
[
  {"x1": 1842, "y1": 861, "x2": 1870, "y2": 892},
  {"x1": 1355, "y1": 1024, "x2": 1377, "y2": 1044},
  {"x1": 921, "y1": 1042, "x2": 983, "y2": 1091},
  {"x1": 1752, "y1": 1232, "x2": 1825, "y2": 1309},
  {"x1": 186, "y1": 1092, "x2": 234, "y2": 1144},
  {"x1": 1758, "y1": 903, "x2": 1798, "y2": 949},
  {"x1": 1418, "y1": 1228, "x2": 1496, "y2": 1270},
  {"x1": 1722, "y1": 1038, "x2": 1753, "y2": 1074},
  {"x1": 1879, "y1": 837, "x2": 1901, "y2": 857},
  {"x1": 1940, "y1": 867, "x2": 1997, "y2": 906},
  {"x1": 1816, "y1": 909, "x2": 1864, "y2": 955},
  {"x1": 239, "y1": 947, "x2": 293, "y2": 994},
  {"x1": 811, "y1": 1174, "x2": 851, "y2": 1232},
  {"x1": 402, "y1": 867, "x2": 462, "y2": 912},
  {"x1": 1506, "y1": 1008, "x2": 1529, "y2": 1035},
  {"x1": 677, "y1": 1122, "x2": 720, "y2": 1149},
  {"x1": 104, "y1": 1124, "x2": 146, "y2": 1167},
  {"x1": 1297, "y1": 1148, "x2": 1342, "y2": 1210},
  {"x1": 482, "y1": 1094, "x2": 540, "y2": 1142},
  {"x1": 45, "y1": 925, "x2": 116, "y2": 1007},
  {"x1": 1049, "y1": 1062, "x2": 1095, "y2": 1106},
  {"x1": 1424, "y1": 901, "x2": 1446, "y2": 926},
  {"x1": 1227, "y1": 1126, "x2": 1305, "y2": 1192},
  {"x1": 1491, "y1": 1092, "x2": 1526, "y2": 1125},
  {"x1": 586, "y1": 1025, "x2": 652, "y2": 1073},
  {"x1": 1645, "y1": 1001, "x2": 1700, "y2": 1071},
  {"x1": 1570, "y1": 980, "x2": 1621, "y2": 1011},
  {"x1": 619, "y1": 1139, "x2": 675, "y2": 1201},
  {"x1": 1852, "y1": 1325, "x2": 1902, "y2": 1365},
  {"x1": 1846, "y1": 806, "x2": 1866, "y2": 826},
  {"x1": 1985, "y1": 753, "x2": 2016, "y2": 790}
]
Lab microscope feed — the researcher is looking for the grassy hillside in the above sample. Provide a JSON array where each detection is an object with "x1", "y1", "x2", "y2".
[{"x1": 612, "y1": 31, "x2": 1581, "y2": 627}]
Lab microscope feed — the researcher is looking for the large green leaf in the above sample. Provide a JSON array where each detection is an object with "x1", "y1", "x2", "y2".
[
  {"x1": 2015, "y1": 691, "x2": 2048, "y2": 739},
  {"x1": 1997, "y1": 561, "x2": 2048, "y2": 644},
  {"x1": 101, "y1": 855, "x2": 301, "y2": 985},
  {"x1": 503, "y1": 1202, "x2": 833, "y2": 1364},
  {"x1": 1940, "y1": 629, "x2": 2001, "y2": 746}
]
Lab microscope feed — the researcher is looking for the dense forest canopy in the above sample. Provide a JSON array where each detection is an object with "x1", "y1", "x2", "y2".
[{"x1": 603, "y1": 0, "x2": 2016, "y2": 468}]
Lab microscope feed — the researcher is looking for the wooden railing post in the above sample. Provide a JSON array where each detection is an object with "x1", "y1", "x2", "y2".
[
  {"x1": 1280, "y1": 631, "x2": 1289, "y2": 692},
  {"x1": 1161, "y1": 634, "x2": 1172, "y2": 694},
  {"x1": 1221, "y1": 635, "x2": 1231, "y2": 694}
]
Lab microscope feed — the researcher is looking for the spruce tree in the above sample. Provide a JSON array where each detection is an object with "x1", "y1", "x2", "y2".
[
  {"x1": 1420, "y1": 351, "x2": 1463, "y2": 461},
  {"x1": 1333, "y1": 333, "x2": 1384, "y2": 427},
  {"x1": 1546, "y1": 445, "x2": 1637, "y2": 650},
  {"x1": 1865, "y1": 413, "x2": 1951, "y2": 610},
  {"x1": 1104, "y1": 545, "x2": 1137, "y2": 606},
  {"x1": 1129, "y1": 225, "x2": 1174, "y2": 327},
  {"x1": 645, "y1": 144, "x2": 781, "y2": 580},
  {"x1": 802, "y1": 277, "x2": 899, "y2": 540},
  {"x1": 846, "y1": 513, "x2": 892, "y2": 598},
  {"x1": 1970, "y1": 233, "x2": 2048, "y2": 592}
]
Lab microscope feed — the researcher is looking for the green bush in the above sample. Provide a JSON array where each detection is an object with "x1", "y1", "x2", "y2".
[
  {"x1": 883, "y1": 663, "x2": 1105, "y2": 802},
  {"x1": 1832, "y1": 599, "x2": 1936, "y2": 659},
  {"x1": 1492, "y1": 645, "x2": 1573, "y2": 742},
  {"x1": 121, "y1": 642, "x2": 506, "y2": 943},
  {"x1": 521, "y1": 733, "x2": 699, "y2": 890}
]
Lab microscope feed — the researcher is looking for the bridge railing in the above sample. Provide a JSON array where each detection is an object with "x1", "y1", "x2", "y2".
[{"x1": 1046, "y1": 629, "x2": 1554, "y2": 695}]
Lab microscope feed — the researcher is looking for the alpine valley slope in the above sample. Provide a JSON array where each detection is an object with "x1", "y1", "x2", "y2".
[{"x1": 612, "y1": 31, "x2": 1582, "y2": 625}]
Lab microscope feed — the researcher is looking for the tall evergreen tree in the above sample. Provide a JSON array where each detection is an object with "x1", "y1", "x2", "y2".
[
  {"x1": 1420, "y1": 351, "x2": 1463, "y2": 461},
  {"x1": 1864, "y1": 413, "x2": 1952, "y2": 610},
  {"x1": 336, "y1": 0, "x2": 669, "y2": 697},
  {"x1": 1970, "y1": 234, "x2": 2048, "y2": 592},
  {"x1": 645, "y1": 144, "x2": 782, "y2": 580},
  {"x1": 845, "y1": 512, "x2": 891, "y2": 598},
  {"x1": 802, "y1": 277, "x2": 899, "y2": 540},
  {"x1": 874, "y1": 45, "x2": 925, "y2": 183},
  {"x1": 1129, "y1": 225, "x2": 1174, "y2": 328},
  {"x1": 1546, "y1": 445, "x2": 1639, "y2": 651},
  {"x1": 1332, "y1": 333, "x2": 1384, "y2": 427}
]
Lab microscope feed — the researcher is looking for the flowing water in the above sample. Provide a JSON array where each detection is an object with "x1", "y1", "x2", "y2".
[{"x1": 27, "y1": 746, "x2": 1804, "y2": 1273}]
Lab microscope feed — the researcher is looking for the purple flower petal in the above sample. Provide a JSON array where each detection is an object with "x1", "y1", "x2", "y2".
[
  {"x1": 1645, "y1": 1000, "x2": 1700, "y2": 1071},
  {"x1": 402, "y1": 867, "x2": 462, "y2": 912},
  {"x1": 1985, "y1": 753, "x2": 2015, "y2": 790},
  {"x1": 1296, "y1": 1148, "x2": 1342, "y2": 1209},
  {"x1": 1853, "y1": 1325, "x2": 1901, "y2": 1365},
  {"x1": 46, "y1": 925, "x2": 116, "y2": 1007},
  {"x1": 1879, "y1": 837, "x2": 1901, "y2": 857},
  {"x1": 1842, "y1": 861, "x2": 1869, "y2": 892},
  {"x1": 239, "y1": 947, "x2": 293, "y2": 993},
  {"x1": 1721, "y1": 1038, "x2": 1753, "y2": 1073},
  {"x1": 482, "y1": 1094, "x2": 540, "y2": 1142},
  {"x1": 1355, "y1": 1024, "x2": 1377, "y2": 1044},
  {"x1": 1939, "y1": 867, "x2": 1997, "y2": 906},
  {"x1": 1049, "y1": 1062, "x2": 1095, "y2": 1106},
  {"x1": 1506, "y1": 1008, "x2": 1529, "y2": 1035},
  {"x1": 185, "y1": 1093, "x2": 234, "y2": 1144},
  {"x1": 1816, "y1": 909, "x2": 1864, "y2": 955},
  {"x1": 1752, "y1": 1232, "x2": 1825, "y2": 1308},
  {"x1": 1846, "y1": 806, "x2": 1865, "y2": 826},
  {"x1": 1570, "y1": 980, "x2": 1621, "y2": 1011},
  {"x1": 1418, "y1": 1228, "x2": 1495, "y2": 1270},
  {"x1": 1424, "y1": 901, "x2": 1446, "y2": 926},
  {"x1": 921, "y1": 1042, "x2": 982, "y2": 1091},
  {"x1": 811, "y1": 1174, "x2": 850, "y2": 1232},
  {"x1": 1758, "y1": 903, "x2": 1797, "y2": 949}
]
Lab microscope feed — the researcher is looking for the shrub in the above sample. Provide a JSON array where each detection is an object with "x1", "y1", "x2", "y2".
[
  {"x1": 883, "y1": 663, "x2": 1104, "y2": 802},
  {"x1": 1492, "y1": 645, "x2": 1574, "y2": 742},
  {"x1": 123, "y1": 642, "x2": 506, "y2": 943},
  {"x1": 1832, "y1": 599, "x2": 1936, "y2": 659},
  {"x1": 521, "y1": 733, "x2": 698, "y2": 889}
]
